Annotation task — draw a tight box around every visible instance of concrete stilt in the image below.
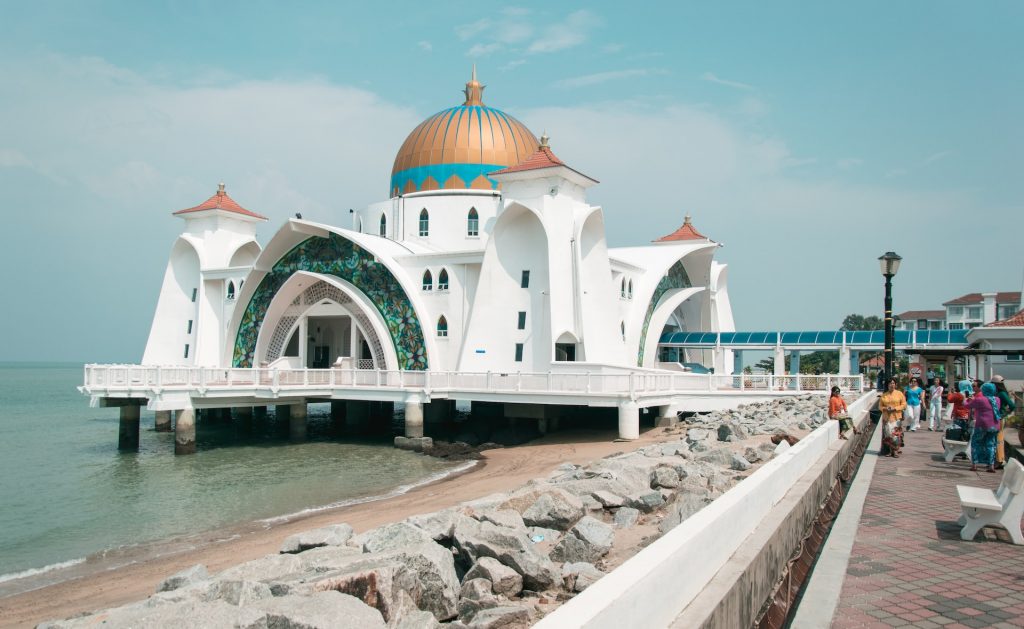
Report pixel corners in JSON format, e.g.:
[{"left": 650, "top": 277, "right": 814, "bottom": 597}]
[
  {"left": 346, "top": 400, "right": 370, "bottom": 433},
  {"left": 174, "top": 409, "right": 196, "bottom": 455},
  {"left": 276, "top": 404, "right": 291, "bottom": 421},
  {"left": 655, "top": 404, "right": 678, "bottom": 427},
  {"left": 405, "top": 400, "right": 424, "bottom": 438},
  {"left": 118, "top": 405, "right": 140, "bottom": 450},
  {"left": 330, "top": 401, "right": 346, "bottom": 434},
  {"left": 234, "top": 406, "right": 253, "bottom": 432},
  {"left": 154, "top": 410, "right": 172, "bottom": 432},
  {"left": 289, "top": 403, "right": 308, "bottom": 441},
  {"left": 617, "top": 401, "right": 640, "bottom": 440}
]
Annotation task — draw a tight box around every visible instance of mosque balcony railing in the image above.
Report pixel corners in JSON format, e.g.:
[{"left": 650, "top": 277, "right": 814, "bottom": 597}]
[{"left": 83, "top": 365, "right": 864, "bottom": 398}]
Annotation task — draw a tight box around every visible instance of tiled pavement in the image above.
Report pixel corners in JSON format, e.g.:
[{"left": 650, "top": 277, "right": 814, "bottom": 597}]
[{"left": 830, "top": 426, "right": 1024, "bottom": 629}]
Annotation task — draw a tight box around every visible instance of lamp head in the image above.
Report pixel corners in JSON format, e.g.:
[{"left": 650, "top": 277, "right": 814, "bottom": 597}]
[{"left": 878, "top": 251, "right": 902, "bottom": 277}]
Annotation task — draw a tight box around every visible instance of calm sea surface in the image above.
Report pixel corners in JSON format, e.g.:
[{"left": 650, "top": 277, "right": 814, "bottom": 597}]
[{"left": 0, "top": 363, "right": 462, "bottom": 585}]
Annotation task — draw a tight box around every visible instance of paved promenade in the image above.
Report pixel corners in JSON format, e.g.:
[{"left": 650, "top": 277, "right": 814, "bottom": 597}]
[{"left": 798, "top": 422, "right": 1024, "bottom": 628}]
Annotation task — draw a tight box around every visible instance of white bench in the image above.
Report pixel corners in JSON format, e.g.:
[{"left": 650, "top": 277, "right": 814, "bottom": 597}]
[
  {"left": 956, "top": 458, "right": 1024, "bottom": 545},
  {"left": 941, "top": 438, "right": 970, "bottom": 463}
]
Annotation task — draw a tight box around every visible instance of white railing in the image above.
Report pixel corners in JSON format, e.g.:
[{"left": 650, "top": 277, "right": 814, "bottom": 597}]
[{"left": 82, "top": 365, "right": 863, "bottom": 398}]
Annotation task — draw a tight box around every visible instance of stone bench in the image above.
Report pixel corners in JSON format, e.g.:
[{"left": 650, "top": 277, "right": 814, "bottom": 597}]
[
  {"left": 956, "top": 458, "right": 1024, "bottom": 545},
  {"left": 941, "top": 438, "right": 970, "bottom": 463}
]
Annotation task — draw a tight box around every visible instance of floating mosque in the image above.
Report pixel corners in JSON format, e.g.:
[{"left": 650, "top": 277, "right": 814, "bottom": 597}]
[{"left": 87, "top": 70, "right": 745, "bottom": 453}]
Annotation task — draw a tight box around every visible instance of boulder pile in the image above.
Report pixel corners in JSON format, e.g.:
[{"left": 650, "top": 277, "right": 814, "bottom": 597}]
[{"left": 42, "top": 395, "right": 833, "bottom": 628}]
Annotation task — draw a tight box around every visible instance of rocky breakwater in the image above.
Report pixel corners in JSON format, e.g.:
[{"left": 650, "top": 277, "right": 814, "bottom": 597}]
[{"left": 41, "top": 394, "right": 836, "bottom": 629}]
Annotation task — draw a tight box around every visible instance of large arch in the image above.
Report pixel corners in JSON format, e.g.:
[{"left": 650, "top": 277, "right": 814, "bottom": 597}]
[
  {"left": 636, "top": 259, "right": 695, "bottom": 366},
  {"left": 253, "top": 271, "right": 396, "bottom": 369},
  {"left": 232, "top": 232, "right": 428, "bottom": 369}
]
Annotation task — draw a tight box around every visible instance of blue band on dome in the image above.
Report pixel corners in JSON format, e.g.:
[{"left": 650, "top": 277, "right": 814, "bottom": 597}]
[{"left": 391, "top": 163, "right": 505, "bottom": 195}]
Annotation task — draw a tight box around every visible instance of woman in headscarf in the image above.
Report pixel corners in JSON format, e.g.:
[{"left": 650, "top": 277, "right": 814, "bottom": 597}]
[
  {"left": 992, "top": 375, "right": 1017, "bottom": 470},
  {"left": 945, "top": 379, "right": 972, "bottom": 442},
  {"left": 879, "top": 378, "right": 906, "bottom": 457},
  {"left": 965, "top": 382, "right": 1001, "bottom": 473}
]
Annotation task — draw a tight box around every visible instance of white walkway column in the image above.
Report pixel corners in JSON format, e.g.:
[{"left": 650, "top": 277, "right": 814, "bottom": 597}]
[
  {"left": 405, "top": 398, "right": 424, "bottom": 438},
  {"left": 290, "top": 402, "right": 308, "bottom": 441},
  {"left": 618, "top": 401, "right": 639, "bottom": 440},
  {"left": 839, "top": 347, "right": 852, "bottom": 376},
  {"left": 154, "top": 410, "right": 172, "bottom": 432},
  {"left": 175, "top": 409, "right": 196, "bottom": 455},
  {"left": 773, "top": 346, "right": 786, "bottom": 376}
]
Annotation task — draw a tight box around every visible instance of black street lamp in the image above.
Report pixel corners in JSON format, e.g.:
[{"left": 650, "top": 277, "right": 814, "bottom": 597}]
[{"left": 878, "top": 251, "right": 902, "bottom": 386}]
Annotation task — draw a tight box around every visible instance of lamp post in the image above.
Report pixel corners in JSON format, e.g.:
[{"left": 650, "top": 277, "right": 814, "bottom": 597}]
[{"left": 878, "top": 252, "right": 902, "bottom": 386}]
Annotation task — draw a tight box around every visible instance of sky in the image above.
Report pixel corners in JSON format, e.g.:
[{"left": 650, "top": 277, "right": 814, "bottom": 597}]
[{"left": 0, "top": 1, "right": 1022, "bottom": 362}]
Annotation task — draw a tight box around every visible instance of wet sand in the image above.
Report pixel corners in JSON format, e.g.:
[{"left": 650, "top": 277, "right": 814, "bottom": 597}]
[{"left": 0, "top": 428, "right": 663, "bottom": 628}]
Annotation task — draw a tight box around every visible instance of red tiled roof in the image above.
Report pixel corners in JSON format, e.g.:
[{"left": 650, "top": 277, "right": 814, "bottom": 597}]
[
  {"left": 490, "top": 144, "right": 564, "bottom": 174},
  {"left": 655, "top": 214, "right": 708, "bottom": 242},
  {"left": 942, "top": 291, "right": 1021, "bottom": 306},
  {"left": 896, "top": 310, "right": 946, "bottom": 320},
  {"left": 173, "top": 184, "right": 267, "bottom": 220},
  {"left": 987, "top": 308, "right": 1024, "bottom": 327}
]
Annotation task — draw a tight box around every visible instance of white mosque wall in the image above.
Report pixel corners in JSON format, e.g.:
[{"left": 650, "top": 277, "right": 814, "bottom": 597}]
[
  {"left": 142, "top": 238, "right": 201, "bottom": 365},
  {"left": 359, "top": 190, "right": 502, "bottom": 252},
  {"left": 577, "top": 208, "right": 629, "bottom": 365}
]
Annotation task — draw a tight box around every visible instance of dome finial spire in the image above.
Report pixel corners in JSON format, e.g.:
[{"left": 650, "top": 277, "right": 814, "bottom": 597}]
[
  {"left": 539, "top": 131, "right": 549, "bottom": 148},
  {"left": 463, "top": 67, "right": 485, "bottom": 106},
  {"left": 217, "top": 182, "right": 225, "bottom": 195}
]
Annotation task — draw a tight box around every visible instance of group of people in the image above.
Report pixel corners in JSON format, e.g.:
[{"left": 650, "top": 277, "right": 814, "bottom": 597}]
[{"left": 876, "top": 374, "right": 1016, "bottom": 471}]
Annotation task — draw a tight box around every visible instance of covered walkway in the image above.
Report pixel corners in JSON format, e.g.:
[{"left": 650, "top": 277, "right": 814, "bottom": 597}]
[{"left": 792, "top": 424, "right": 1024, "bottom": 628}]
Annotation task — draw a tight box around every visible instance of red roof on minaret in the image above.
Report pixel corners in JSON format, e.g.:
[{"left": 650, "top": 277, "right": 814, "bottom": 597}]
[
  {"left": 655, "top": 214, "right": 708, "bottom": 242},
  {"left": 489, "top": 133, "right": 597, "bottom": 183},
  {"left": 173, "top": 183, "right": 267, "bottom": 220}
]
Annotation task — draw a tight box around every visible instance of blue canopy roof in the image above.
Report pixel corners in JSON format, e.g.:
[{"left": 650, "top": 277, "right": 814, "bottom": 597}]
[{"left": 658, "top": 329, "right": 969, "bottom": 347}]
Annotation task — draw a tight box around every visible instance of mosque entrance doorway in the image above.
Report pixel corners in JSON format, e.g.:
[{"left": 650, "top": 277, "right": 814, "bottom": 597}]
[{"left": 305, "top": 315, "right": 352, "bottom": 368}]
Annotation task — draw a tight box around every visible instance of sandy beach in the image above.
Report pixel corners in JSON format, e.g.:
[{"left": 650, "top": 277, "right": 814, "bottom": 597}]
[{"left": 0, "top": 428, "right": 662, "bottom": 628}]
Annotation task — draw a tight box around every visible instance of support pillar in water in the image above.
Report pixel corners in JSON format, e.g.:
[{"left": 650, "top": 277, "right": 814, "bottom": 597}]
[
  {"left": 175, "top": 409, "right": 196, "bottom": 455},
  {"left": 154, "top": 410, "right": 172, "bottom": 433},
  {"left": 118, "top": 405, "right": 140, "bottom": 450},
  {"left": 346, "top": 400, "right": 370, "bottom": 433},
  {"left": 404, "top": 398, "right": 424, "bottom": 438},
  {"left": 289, "top": 402, "right": 308, "bottom": 441},
  {"left": 617, "top": 401, "right": 639, "bottom": 440}
]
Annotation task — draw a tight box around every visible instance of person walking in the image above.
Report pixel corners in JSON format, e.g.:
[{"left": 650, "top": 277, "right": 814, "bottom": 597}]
[
  {"left": 992, "top": 375, "right": 1017, "bottom": 470},
  {"left": 880, "top": 378, "right": 907, "bottom": 456},
  {"left": 927, "top": 377, "right": 944, "bottom": 431},
  {"left": 966, "top": 382, "right": 1002, "bottom": 473},
  {"left": 904, "top": 377, "right": 924, "bottom": 432}
]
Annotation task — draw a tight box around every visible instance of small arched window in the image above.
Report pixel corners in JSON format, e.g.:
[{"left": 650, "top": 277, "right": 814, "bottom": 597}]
[
  {"left": 621, "top": 321, "right": 626, "bottom": 340},
  {"left": 422, "top": 270, "right": 433, "bottom": 291},
  {"left": 627, "top": 279, "right": 633, "bottom": 300},
  {"left": 437, "top": 315, "right": 448, "bottom": 338},
  {"left": 419, "top": 209, "right": 429, "bottom": 237},
  {"left": 438, "top": 268, "right": 449, "bottom": 291},
  {"left": 379, "top": 213, "right": 387, "bottom": 237},
  {"left": 620, "top": 278, "right": 626, "bottom": 298},
  {"left": 227, "top": 281, "right": 236, "bottom": 300},
  {"left": 467, "top": 208, "right": 479, "bottom": 237}
]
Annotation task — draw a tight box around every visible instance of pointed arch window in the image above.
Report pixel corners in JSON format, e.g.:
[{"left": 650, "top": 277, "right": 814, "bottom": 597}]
[
  {"left": 621, "top": 321, "right": 626, "bottom": 340},
  {"left": 437, "top": 315, "right": 448, "bottom": 338},
  {"left": 467, "top": 208, "right": 479, "bottom": 236},
  {"left": 422, "top": 269, "right": 433, "bottom": 291},
  {"left": 627, "top": 279, "right": 633, "bottom": 300},
  {"left": 620, "top": 278, "right": 627, "bottom": 299},
  {"left": 379, "top": 213, "right": 387, "bottom": 237},
  {"left": 419, "top": 209, "right": 429, "bottom": 237},
  {"left": 438, "top": 268, "right": 449, "bottom": 291},
  {"left": 227, "top": 281, "right": 236, "bottom": 300}
]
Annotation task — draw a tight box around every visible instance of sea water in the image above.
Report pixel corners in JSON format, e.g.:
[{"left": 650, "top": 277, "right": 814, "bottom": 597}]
[{"left": 0, "top": 363, "right": 463, "bottom": 590}]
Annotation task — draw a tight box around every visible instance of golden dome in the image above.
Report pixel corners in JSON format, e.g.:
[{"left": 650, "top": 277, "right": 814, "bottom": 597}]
[{"left": 389, "top": 69, "right": 539, "bottom": 196}]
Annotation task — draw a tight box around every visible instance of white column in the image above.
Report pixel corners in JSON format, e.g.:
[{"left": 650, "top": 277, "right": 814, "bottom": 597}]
[
  {"left": 773, "top": 346, "right": 786, "bottom": 376},
  {"left": 174, "top": 409, "right": 196, "bottom": 455},
  {"left": 839, "top": 347, "right": 852, "bottom": 376},
  {"left": 154, "top": 410, "right": 172, "bottom": 432},
  {"left": 289, "top": 402, "right": 308, "bottom": 441},
  {"left": 617, "top": 401, "right": 639, "bottom": 440},
  {"left": 299, "top": 318, "right": 308, "bottom": 368},
  {"left": 405, "top": 399, "right": 424, "bottom": 438}
]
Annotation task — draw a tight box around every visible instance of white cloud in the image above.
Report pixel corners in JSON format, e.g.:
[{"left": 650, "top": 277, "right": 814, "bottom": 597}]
[
  {"left": 701, "top": 72, "right": 756, "bottom": 91},
  {"left": 0, "top": 148, "right": 33, "bottom": 168},
  {"left": 417, "top": 40, "right": 432, "bottom": 52},
  {"left": 527, "top": 10, "right": 601, "bottom": 53},
  {"left": 838, "top": 158, "right": 864, "bottom": 169},
  {"left": 924, "top": 150, "right": 953, "bottom": 164},
  {"left": 603, "top": 43, "right": 624, "bottom": 54},
  {"left": 552, "top": 69, "right": 661, "bottom": 89},
  {"left": 501, "top": 59, "right": 526, "bottom": 72},
  {"left": 468, "top": 42, "right": 502, "bottom": 57},
  {"left": 456, "top": 18, "right": 493, "bottom": 41}
]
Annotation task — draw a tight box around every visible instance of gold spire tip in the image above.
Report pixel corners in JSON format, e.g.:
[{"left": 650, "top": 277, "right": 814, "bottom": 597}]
[
  {"left": 217, "top": 182, "right": 226, "bottom": 195},
  {"left": 539, "top": 132, "right": 549, "bottom": 148}
]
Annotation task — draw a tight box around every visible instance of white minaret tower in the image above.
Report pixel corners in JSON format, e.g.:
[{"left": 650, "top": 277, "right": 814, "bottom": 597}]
[{"left": 142, "top": 183, "right": 267, "bottom": 366}]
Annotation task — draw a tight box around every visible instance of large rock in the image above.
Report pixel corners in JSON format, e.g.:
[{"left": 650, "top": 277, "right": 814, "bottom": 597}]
[
  {"left": 258, "top": 591, "right": 387, "bottom": 628},
  {"left": 376, "top": 542, "right": 460, "bottom": 621},
  {"left": 457, "top": 578, "right": 500, "bottom": 621},
  {"left": 395, "top": 610, "right": 443, "bottom": 629},
  {"left": 624, "top": 491, "right": 665, "bottom": 513},
  {"left": 156, "top": 564, "right": 208, "bottom": 593},
  {"left": 613, "top": 507, "right": 640, "bottom": 528},
  {"left": 650, "top": 466, "right": 681, "bottom": 489},
  {"left": 464, "top": 557, "right": 523, "bottom": 597},
  {"left": 201, "top": 579, "right": 273, "bottom": 606},
  {"left": 695, "top": 447, "right": 734, "bottom": 467},
  {"left": 218, "top": 553, "right": 305, "bottom": 583},
  {"left": 297, "top": 544, "right": 364, "bottom": 574},
  {"left": 591, "top": 490, "right": 624, "bottom": 508},
  {"left": 521, "top": 492, "right": 584, "bottom": 531},
  {"left": 41, "top": 600, "right": 267, "bottom": 629},
  {"left": 453, "top": 520, "right": 560, "bottom": 591},
  {"left": 660, "top": 492, "right": 710, "bottom": 534},
  {"left": 730, "top": 454, "right": 752, "bottom": 471},
  {"left": 280, "top": 523, "right": 354, "bottom": 554},
  {"left": 466, "top": 605, "right": 533, "bottom": 628},
  {"left": 407, "top": 509, "right": 460, "bottom": 543},
  {"left": 561, "top": 562, "right": 605, "bottom": 592},
  {"left": 549, "top": 516, "right": 614, "bottom": 564},
  {"left": 359, "top": 522, "right": 436, "bottom": 554},
  {"left": 310, "top": 561, "right": 420, "bottom": 623},
  {"left": 478, "top": 509, "right": 526, "bottom": 531}
]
